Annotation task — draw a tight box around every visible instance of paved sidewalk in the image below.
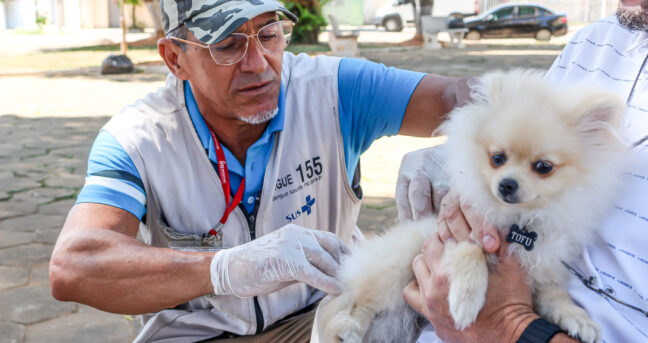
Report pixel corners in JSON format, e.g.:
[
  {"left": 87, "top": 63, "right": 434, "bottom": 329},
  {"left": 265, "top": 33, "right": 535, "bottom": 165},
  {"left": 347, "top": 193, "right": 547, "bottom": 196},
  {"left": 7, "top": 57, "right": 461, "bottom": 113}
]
[{"left": 0, "top": 115, "right": 138, "bottom": 343}]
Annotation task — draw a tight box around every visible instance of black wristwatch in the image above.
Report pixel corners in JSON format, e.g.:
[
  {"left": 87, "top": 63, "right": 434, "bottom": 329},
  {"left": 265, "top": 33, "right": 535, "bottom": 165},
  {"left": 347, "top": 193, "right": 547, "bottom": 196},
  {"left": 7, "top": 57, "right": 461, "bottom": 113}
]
[{"left": 516, "top": 317, "right": 564, "bottom": 343}]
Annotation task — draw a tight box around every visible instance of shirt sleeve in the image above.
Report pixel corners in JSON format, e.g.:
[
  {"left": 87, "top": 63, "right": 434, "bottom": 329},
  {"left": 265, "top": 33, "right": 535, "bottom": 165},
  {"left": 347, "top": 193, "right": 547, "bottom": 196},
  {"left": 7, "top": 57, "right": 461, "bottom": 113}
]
[
  {"left": 337, "top": 58, "right": 425, "bottom": 185},
  {"left": 75, "top": 130, "right": 147, "bottom": 220}
]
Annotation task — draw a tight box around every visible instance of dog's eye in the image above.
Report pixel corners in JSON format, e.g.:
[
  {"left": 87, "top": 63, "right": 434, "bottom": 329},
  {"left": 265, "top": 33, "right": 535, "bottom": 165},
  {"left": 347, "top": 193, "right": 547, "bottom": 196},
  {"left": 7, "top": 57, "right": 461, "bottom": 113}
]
[
  {"left": 491, "top": 153, "right": 507, "bottom": 167},
  {"left": 533, "top": 160, "right": 554, "bottom": 175}
]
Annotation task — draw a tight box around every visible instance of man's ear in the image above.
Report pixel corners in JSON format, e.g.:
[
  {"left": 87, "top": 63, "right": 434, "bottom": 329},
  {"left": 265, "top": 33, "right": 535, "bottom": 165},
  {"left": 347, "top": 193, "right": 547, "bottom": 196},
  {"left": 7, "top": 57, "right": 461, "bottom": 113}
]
[{"left": 158, "top": 38, "right": 190, "bottom": 80}]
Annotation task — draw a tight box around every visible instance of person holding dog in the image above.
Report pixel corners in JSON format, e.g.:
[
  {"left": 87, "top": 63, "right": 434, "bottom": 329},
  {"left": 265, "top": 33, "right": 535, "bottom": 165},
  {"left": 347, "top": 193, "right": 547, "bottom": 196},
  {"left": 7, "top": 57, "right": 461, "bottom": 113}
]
[
  {"left": 48, "top": 0, "right": 471, "bottom": 341},
  {"left": 400, "top": 0, "right": 648, "bottom": 342}
]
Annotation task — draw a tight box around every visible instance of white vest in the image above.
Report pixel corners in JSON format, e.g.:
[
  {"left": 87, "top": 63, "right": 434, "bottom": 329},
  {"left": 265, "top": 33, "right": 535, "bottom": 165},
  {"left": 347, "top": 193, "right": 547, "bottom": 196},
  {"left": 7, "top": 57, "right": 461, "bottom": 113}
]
[{"left": 103, "top": 53, "right": 362, "bottom": 342}]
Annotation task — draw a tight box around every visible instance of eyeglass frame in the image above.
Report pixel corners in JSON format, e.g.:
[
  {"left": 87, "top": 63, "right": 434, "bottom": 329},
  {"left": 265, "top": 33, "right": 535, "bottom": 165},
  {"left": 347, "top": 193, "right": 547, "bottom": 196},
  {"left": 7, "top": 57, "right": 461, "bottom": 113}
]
[{"left": 169, "top": 20, "right": 294, "bottom": 66}]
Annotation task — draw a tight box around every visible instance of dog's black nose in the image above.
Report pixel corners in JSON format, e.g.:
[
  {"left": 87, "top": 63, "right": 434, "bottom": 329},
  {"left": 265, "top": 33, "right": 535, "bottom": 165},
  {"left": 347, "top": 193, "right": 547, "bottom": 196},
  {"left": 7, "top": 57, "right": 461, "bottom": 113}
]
[{"left": 498, "top": 178, "right": 518, "bottom": 197}]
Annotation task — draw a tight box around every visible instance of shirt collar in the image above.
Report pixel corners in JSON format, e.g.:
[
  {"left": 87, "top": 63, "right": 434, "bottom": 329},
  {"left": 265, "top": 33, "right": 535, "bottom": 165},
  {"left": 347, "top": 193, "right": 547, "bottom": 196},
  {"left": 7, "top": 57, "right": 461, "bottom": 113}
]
[
  {"left": 184, "top": 80, "right": 285, "bottom": 152},
  {"left": 625, "top": 30, "right": 648, "bottom": 55}
]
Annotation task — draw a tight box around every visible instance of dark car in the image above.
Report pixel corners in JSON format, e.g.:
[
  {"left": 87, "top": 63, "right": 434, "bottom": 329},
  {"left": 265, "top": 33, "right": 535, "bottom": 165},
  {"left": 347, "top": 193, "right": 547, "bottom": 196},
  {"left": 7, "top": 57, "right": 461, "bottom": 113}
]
[{"left": 463, "top": 3, "right": 567, "bottom": 41}]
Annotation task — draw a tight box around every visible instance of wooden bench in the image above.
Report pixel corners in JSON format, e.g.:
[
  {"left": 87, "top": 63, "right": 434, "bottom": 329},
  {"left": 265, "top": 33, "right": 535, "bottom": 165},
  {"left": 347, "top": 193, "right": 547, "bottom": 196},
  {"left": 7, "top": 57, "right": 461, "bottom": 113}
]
[
  {"left": 327, "top": 15, "right": 360, "bottom": 57},
  {"left": 421, "top": 16, "right": 469, "bottom": 49}
]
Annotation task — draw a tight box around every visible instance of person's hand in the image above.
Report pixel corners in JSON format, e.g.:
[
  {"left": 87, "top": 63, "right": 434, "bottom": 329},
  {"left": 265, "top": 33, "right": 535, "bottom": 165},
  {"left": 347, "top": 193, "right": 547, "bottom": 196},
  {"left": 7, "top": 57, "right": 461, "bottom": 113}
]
[
  {"left": 396, "top": 145, "right": 450, "bottom": 222},
  {"left": 403, "top": 235, "right": 538, "bottom": 342},
  {"left": 403, "top": 200, "right": 539, "bottom": 342},
  {"left": 210, "top": 224, "right": 349, "bottom": 298},
  {"left": 435, "top": 192, "right": 499, "bottom": 253}
]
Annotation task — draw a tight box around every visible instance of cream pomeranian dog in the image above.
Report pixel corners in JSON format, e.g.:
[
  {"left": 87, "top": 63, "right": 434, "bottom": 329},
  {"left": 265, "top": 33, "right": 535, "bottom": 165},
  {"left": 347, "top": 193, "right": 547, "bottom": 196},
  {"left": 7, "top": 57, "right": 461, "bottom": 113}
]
[{"left": 314, "top": 69, "right": 627, "bottom": 343}]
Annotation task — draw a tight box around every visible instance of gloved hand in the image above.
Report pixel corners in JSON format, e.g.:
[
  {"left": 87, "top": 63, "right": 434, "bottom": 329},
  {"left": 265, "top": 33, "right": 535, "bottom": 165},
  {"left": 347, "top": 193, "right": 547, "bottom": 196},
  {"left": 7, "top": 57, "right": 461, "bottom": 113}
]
[
  {"left": 395, "top": 145, "right": 450, "bottom": 222},
  {"left": 210, "top": 224, "right": 349, "bottom": 298}
]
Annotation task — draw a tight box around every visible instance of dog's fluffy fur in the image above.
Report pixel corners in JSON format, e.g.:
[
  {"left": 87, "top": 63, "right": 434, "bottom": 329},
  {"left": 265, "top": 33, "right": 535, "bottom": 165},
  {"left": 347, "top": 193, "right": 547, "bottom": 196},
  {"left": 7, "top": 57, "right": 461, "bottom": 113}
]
[{"left": 315, "top": 70, "right": 627, "bottom": 343}]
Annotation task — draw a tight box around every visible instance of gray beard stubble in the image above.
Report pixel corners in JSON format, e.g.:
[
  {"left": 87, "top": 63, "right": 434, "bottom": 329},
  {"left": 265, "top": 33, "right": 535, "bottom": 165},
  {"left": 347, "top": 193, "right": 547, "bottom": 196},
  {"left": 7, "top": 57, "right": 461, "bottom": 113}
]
[
  {"left": 617, "top": 0, "right": 648, "bottom": 31},
  {"left": 236, "top": 108, "right": 279, "bottom": 125}
]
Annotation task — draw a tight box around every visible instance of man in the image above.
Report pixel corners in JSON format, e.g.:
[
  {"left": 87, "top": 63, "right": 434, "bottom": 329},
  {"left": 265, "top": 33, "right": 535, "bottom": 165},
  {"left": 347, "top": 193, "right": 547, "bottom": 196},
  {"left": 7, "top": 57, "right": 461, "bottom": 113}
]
[
  {"left": 400, "top": 0, "right": 648, "bottom": 342},
  {"left": 48, "top": 0, "right": 466, "bottom": 341}
]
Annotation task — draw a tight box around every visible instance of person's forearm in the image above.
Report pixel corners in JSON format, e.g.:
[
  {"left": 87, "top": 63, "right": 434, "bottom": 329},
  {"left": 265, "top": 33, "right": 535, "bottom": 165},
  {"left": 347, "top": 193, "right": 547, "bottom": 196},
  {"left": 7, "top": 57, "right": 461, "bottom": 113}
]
[
  {"left": 50, "top": 226, "right": 214, "bottom": 314},
  {"left": 399, "top": 74, "right": 477, "bottom": 137}
]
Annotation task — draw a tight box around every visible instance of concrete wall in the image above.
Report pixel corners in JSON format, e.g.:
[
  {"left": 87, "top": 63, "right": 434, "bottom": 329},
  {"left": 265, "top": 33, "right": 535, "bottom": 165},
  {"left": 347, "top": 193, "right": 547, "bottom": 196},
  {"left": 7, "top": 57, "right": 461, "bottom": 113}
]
[
  {"left": 5, "top": 0, "right": 37, "bottom": 29},
  {"left": 79, "top": 0, "right": 109, "bottom": 27},
  {"left": 323, "top": 0, "right": 365, "bottom": 25}
]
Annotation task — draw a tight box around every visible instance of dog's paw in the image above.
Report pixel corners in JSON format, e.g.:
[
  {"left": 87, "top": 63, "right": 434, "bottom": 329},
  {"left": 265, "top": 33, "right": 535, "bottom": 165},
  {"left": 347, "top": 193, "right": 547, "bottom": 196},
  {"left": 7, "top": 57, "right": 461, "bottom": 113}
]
[
  {"left": 328, "top": 310, "right": 365, "bottom": 343},
  {"left": 337, "top": 330, "right": 363, "bottom": 343},
  {"left": 550, "top": 306, "right": 601, "bottom": 343},
  {"left": 443, "top": 241, "right": 488, "bottom": 330},
  {"left": 448, "top": 284, "right": 485, "bottom": 330}
]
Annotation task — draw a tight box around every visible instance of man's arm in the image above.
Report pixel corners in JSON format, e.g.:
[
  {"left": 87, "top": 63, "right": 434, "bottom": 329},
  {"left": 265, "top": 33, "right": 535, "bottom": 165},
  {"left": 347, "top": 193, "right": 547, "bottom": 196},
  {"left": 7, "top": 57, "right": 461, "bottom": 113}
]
[
  {"left": 49, "top": 203, "right": 214, "bottom": 314},
  {"left": 399, "top": 75, "right": 472, "bottom": 137}
]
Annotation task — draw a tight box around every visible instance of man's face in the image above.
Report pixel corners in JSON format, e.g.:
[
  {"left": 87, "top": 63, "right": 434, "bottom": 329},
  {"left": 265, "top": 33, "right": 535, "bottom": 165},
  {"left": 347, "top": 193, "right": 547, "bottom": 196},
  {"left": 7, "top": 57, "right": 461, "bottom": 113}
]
[
  {"left": 182, "top": 12, "right": 283, "bottom": 123},
  {"left": 617, "top": 0, "right": 648, "bottom": 31}
]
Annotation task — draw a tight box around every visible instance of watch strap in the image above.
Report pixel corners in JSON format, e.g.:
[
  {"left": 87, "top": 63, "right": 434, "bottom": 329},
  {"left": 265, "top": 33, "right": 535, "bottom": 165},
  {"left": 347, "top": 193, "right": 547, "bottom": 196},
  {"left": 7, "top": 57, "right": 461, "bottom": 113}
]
[{"left": 516, "top": 317, "right": 564, "bottom": 343}]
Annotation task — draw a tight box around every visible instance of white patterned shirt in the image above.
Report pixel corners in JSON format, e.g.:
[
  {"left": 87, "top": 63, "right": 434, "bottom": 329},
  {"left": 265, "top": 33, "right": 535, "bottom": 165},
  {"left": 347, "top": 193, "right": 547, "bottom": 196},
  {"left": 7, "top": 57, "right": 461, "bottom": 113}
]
[{"left": 544, "top": 16, "right": 648, "bottom": 343}]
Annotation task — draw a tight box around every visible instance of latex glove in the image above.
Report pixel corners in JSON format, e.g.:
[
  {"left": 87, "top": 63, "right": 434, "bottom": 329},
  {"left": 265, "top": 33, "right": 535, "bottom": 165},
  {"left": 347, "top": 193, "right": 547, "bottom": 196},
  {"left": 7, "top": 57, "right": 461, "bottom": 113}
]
[
  {"left": 210, "top": 224, "right": 349, "bottom": 298},
  {"left": 395, "top": 145, "right": 450, "bottom": 222}
]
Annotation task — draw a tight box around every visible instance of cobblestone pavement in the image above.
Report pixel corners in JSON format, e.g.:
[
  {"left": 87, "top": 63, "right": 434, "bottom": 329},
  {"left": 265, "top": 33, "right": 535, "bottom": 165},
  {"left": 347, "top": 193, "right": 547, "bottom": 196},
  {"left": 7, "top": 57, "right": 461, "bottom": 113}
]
[
  {"left": 0, "top": 115, "right": 139, "bottom": 342},
  {"left": 0, "top": 35, "right": 564, "bottom": 342}
]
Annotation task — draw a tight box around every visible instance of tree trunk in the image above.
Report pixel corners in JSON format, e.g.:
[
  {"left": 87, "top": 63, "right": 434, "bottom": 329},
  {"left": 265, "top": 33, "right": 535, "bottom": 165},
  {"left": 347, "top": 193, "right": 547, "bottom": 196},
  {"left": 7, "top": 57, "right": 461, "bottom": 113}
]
[{"left": 413, "top": 0, "right": 433, "bottom": 40}]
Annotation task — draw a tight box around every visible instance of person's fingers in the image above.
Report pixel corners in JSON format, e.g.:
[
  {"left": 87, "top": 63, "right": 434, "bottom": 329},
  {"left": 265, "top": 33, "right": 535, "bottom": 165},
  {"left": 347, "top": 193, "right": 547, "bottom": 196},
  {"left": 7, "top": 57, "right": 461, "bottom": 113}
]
[
  {"left": 459, "top": 201, "right": 501, "bottom": 254},
  {"left": 436, "top": 218, "right": 453, "bottom": 243},
  {"left": 403, "top": 279, "right": 428, "bottom": 317},
  {"left": 310, "top": 230, "right": 350, "bottom": 263},
  {"left": 437, "top": 191, "right": 459, "bottom": 221},
  {"left": 402, "top": 279, "right": 420, "bottom": 308},
  {"left": 421, "top": 234, "right": 445, "bottom": 268},
  {"left": 303, "top": 246, "right": 341, "bottom": 279},
  {"left": 409, "top": 171, "right": 434, "bottom": 220},
  {"left": 395, "top": 174, "right": 414, "bottom": 222},
  {"left": 411, "top": 254, "right": 432, "bottom": 283},
  {"left": 299, "top": 265, "right": 344, "bottom": 296},
  {"left": 437, "top": 194, "right": 471, "bottom": 242},
  {"left": 431, "top": 181, "right": 450, "bottom": 214}
]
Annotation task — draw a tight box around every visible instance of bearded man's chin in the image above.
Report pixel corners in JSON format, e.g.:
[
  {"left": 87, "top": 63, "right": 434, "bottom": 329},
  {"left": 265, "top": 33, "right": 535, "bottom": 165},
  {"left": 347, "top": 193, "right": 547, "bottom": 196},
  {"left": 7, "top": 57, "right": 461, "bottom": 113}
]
[{"left": 617, "top": 0, "right": 648, "bottom": 31}]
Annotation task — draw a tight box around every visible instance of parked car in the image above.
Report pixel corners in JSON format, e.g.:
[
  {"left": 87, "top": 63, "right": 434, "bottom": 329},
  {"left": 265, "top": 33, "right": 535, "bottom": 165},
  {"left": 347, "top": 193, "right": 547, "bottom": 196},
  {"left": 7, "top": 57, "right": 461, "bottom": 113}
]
[
  {"left": 373, "top": 0, "right": 479, "bottom": 32},
  {"left": 463, "top": 3, "right": 567, "bottom": 41}
]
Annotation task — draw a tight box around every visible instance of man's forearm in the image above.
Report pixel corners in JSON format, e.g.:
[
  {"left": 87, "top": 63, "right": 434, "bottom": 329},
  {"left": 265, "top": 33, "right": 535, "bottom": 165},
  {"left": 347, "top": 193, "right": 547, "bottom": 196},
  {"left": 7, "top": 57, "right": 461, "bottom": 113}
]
[{"left": 50, "top": 226, "right": 214, "bottom": 314}]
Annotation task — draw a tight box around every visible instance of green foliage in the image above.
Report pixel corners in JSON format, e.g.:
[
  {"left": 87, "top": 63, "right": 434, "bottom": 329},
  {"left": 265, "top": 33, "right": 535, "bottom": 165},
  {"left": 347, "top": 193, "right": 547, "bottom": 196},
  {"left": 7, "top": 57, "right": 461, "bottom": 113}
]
[
  {"left": 283, "top": 0, "right": 329, "bottom": 44},
  {"left": 36, "top": 15, "right": 47, "bottom": 28}
]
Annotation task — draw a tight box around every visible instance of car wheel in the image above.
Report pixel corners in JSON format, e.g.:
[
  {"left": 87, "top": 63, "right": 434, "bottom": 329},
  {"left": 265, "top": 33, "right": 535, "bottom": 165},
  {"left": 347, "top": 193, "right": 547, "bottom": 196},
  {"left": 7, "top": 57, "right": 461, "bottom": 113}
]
[
  {"left": 465, "top": 30, "right": 481, "bottom": 40},
  {"left": 535, "top": 29, "right": 551, "bottom": 41},
  {"left": 384, "top": 17, "right": 403, "bottom": 32}
]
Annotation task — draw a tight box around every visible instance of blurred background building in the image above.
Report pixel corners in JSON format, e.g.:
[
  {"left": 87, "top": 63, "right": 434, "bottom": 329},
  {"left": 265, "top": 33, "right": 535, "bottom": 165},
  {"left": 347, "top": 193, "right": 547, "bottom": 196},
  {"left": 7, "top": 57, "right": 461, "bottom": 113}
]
[{"left": 0, "top": 0, "right": 621, "bottom": 32}]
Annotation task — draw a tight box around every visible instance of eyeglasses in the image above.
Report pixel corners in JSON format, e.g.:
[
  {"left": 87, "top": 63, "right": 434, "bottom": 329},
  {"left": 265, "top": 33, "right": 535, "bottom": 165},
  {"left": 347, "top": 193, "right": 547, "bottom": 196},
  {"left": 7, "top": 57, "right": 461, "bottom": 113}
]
[{"left": 170, "top": 20, "right": 294, "bottom": 66}]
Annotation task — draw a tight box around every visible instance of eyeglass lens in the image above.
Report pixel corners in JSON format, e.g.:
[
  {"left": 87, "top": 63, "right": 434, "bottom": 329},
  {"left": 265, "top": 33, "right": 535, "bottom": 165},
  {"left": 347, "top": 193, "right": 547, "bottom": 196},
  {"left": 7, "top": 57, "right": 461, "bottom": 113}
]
[{"left": 208, "top": 21, "right": 293, "bottom": 65}]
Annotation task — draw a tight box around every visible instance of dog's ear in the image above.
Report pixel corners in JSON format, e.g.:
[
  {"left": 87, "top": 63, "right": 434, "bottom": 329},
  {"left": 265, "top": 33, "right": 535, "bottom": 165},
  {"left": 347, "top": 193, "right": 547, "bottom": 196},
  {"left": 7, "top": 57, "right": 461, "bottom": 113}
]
[{"left": 572, "top": 91, "right": 626, "bottom": 143}]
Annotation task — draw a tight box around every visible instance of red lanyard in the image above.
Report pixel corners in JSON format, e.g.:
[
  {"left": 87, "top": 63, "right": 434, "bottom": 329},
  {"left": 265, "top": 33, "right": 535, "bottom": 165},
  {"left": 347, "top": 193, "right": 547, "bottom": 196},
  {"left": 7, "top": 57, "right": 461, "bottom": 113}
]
[{"left": 208, "top": 127, "right": 245, "bottom": 236}]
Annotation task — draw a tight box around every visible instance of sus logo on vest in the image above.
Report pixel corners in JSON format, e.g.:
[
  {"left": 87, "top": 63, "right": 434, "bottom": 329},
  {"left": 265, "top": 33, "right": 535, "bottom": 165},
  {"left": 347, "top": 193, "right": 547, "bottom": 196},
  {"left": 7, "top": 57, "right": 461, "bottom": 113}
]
[{"left": 286, "top": 195, "right": 316, "bottom": 222}]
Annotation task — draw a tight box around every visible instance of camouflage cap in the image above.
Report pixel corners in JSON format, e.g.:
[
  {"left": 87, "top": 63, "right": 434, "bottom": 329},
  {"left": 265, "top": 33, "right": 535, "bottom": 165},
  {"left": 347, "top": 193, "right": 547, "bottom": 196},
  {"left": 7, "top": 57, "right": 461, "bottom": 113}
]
[{"left": 161, "top": 0, "right": 298, "bottom": 44}]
